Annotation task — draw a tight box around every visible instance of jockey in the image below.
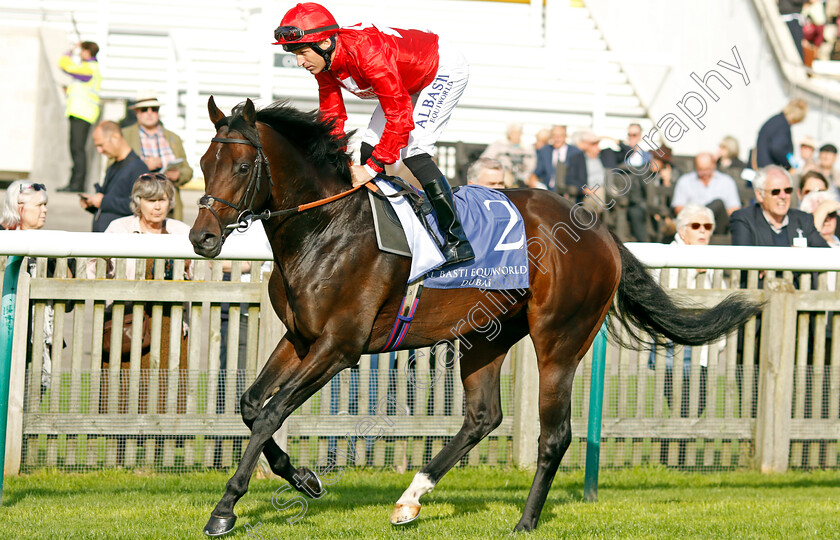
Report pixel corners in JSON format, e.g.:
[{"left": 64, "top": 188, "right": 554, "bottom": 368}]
[{"left": 273, "top": 2, "right": 475, "bottom": 265}]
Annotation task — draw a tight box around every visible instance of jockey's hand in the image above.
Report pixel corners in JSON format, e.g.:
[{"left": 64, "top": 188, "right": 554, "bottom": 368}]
[{"left": 350, "top": 164, "right": 374, "bottom": 187}]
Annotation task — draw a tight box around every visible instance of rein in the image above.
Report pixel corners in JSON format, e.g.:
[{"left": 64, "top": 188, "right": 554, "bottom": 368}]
[{"left": 200, "top": 120, "right": 419, "bottom": 234}]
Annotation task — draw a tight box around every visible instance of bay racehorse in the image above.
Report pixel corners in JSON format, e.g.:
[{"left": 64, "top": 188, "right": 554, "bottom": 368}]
[{"left": 189, "top": 97, "right": 762, "bottom": 536}]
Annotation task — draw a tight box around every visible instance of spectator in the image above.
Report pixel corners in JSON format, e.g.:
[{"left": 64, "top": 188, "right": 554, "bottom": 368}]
[
  {"left": 534, "top": 128, "right": 551, "bottom": 151},
  {"left": 602, "top": 123, "right": 651, "bottom": 168},
  {"left": 89, "top": 173, "right": 191, "bottom": 415},
  {"left": 671, "top": 152, "right": 741, "bottom": 235},
  {"left": 466, "top": 157, "right": 506, "bottom": 189},
  {"left": 481, "top": 123, "right": 536, "bottom": 187},
  {"left": 530, "top": 125, "right": 581, "bottom": 191},
  {"left": 565, "top": 130, "right": 614, "bottom": 202},
  {"left": 1, "top": 181, "right": 56, "bottom": 390},
  {"left": 796, "top": 136, "right": 818, "bottom": 173},
  {"left": 801, "top": 0, "right": 827, "bottom": 64},
  {"left": 755, "top": 98, "right": 808, "bottom": 170},
  {"left": 650, "top": 204, "right": 721, "bottom": 419},
  {"left": 79, "top": 121, "right": 149, "bottom": 232},
  {"left": 799, "top": 190, "right": 840, "bottom": 247},
  {"left": 1, "top": 181, "right": 48, "bottom": 231},
  {"left": 814, "top": 143, "right": 839, "bottom": 190},
  {"left": 731, "top": 165, "right": 828, "bottom": 248},
  {"left": 779, "top": 0, "right": 807, "bottom": 61},
  {"left": 57, "top": 41, "right": 102, "bottom": 193},
  {"left": 86, "top": 173, "right": 192, "bottom": 279},
  {"left": 797, "top": 169, "right": 829, "bottom": 204},
  {"left": 121, "top": 90, "right": 194, "bottom": 220},
  {"left": 645, "top": 144, "right": 682, "bottom": 241},
  {"left": 716, "top": 135, "right": 748, "bottom": 180},
  {"left": 651, "top": 144, "right": 681, "bottom": 188}
]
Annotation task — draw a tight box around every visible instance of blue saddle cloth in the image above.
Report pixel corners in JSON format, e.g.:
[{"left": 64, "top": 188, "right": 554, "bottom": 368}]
[{"left": 423, "top": 185, "right": 529, "bottom": 290}]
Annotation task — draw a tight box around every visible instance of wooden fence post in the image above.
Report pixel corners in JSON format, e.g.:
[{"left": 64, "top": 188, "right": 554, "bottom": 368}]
[
  {"left": 512, "top": 337, "right": 539, "bottom": 468},
  {"left": 4, "top": 269, "right": 30, "bottom": 476},
  {"left": 755, "top": 278, "right": 797, "bottom": 473}
]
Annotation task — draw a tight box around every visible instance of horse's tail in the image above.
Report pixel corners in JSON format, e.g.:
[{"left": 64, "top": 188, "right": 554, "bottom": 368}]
[{"left": 609, "top": 235, "right": 763, "bottom": 347}]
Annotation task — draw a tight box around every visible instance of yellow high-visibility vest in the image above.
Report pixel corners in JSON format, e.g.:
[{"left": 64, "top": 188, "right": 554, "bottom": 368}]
[{"left": 59, "top": 55, "right": 102, "bottom": 124}]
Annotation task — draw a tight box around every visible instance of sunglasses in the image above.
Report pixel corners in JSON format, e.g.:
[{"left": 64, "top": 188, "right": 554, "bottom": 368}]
[
  {"left": 274, "top": 24, "right": 339, "bottom": 43},
  {"left": 137, "top": 173, "right": 168, "bottom": 182},
  {"left": 20, "top": 183, "right": 46, "bottom": 193},
  {"left": 767, "top": 187, "right": 794, "bottom": 196},
  {"left": 801, "top": 188, "right": 826, "bottom": 196},
  {"left": 136, "top": 107, "right": 159, "bottom": 113},
  {"left": 689, "top": 222, "right": 713, "bottom": 231}
]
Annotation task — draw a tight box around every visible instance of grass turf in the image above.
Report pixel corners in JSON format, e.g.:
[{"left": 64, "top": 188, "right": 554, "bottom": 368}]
[{"left": 2, "top": 466, "right": 840, "bottom": 539}]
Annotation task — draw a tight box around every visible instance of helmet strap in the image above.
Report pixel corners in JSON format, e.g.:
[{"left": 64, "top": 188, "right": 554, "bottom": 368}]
[{"left": 309, "top": 35, "right": 337, "bottom": 71}]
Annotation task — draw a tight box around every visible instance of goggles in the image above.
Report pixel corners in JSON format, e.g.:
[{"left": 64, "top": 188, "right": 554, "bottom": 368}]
[{"left": 274, "top": 24, "right": 338, "bottom": 43}]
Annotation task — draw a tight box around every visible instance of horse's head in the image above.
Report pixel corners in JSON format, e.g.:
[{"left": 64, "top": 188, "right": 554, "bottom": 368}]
[{"left": 190, "top": 96, "right": 273, "bottom": 258}]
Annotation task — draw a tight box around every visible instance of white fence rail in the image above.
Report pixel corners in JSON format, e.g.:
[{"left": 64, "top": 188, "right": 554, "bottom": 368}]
[{"left": 3, "top": 238, "right": 840, "bottom": 475}]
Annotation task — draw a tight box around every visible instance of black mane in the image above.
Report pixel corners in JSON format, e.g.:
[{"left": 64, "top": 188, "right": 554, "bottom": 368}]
[{"left": 229, "top": 100, "right": 353, "bottom": 183}]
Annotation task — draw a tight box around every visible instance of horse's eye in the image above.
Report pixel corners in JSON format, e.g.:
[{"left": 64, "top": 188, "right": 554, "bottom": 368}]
[{"left": 238, "top": 163, "right": 250, "bottom": 174}]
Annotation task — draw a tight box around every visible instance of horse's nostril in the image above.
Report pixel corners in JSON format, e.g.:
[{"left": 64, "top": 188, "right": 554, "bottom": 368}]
[{"left": 189, "top": 229, "right": 218, "bottom": 249}]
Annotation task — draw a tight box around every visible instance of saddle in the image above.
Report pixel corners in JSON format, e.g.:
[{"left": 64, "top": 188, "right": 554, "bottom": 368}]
[{"left": 368, "top": 176, "right": 435, "bottom": 257}]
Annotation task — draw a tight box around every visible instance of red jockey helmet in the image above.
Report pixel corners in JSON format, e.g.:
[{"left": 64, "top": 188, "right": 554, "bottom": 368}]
[{"left": 273, "top": 3, "right": 339, "bottom": 46}]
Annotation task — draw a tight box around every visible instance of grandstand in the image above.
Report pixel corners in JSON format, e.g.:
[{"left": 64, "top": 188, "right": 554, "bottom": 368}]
[{"left": 2, "top": 0, "right": 840, "bottom": 187}]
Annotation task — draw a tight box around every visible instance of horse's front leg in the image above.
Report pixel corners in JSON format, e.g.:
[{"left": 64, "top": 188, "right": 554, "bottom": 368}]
[
  {"left": 238, "top": 336, "right": 322, "bottom": 497},
  {"left": 204, "top": 335, "right": 359, "bottom": 536}
]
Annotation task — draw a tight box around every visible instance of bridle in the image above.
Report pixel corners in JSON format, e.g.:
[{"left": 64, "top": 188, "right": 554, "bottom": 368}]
[
  {"left": 198, "top": 118, "right": 276, "bottom": 237},
  {"left": 198, "top": 118, "right": 374, "bottom": 237}
]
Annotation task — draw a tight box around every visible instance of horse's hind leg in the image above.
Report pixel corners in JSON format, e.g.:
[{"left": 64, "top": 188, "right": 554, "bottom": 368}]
[
  {"left": 513, "top": 358, "right": 576, "bottom": 532},
  {"left": 391, "top": 339, "right": 510, "bottom": 525},
  {"left": 514, "top": 307, "right": 611, "bottom": 532}
]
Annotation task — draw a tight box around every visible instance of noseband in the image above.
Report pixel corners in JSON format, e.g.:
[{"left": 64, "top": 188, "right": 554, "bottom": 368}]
[{"left": 198, "top": 125, "right": 274, "bottom": 238}]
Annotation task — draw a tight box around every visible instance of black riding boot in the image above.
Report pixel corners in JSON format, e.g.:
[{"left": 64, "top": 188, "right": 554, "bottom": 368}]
[{"left": 423, "top": 177, "right": 475, "bottom": 265}]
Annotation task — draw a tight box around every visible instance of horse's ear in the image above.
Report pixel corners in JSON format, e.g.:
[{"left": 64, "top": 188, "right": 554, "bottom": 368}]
[
  {"left": 242, "top": 98, "right": 257, "bottom": 128},
  {"left": 208, "top": 96, "right": 225, "bottom": 126}
]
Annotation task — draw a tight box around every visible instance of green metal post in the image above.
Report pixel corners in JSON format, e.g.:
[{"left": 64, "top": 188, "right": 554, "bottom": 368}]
[
  {"left": 0, "top": 256, "right": 23, "bottom": 505},
  {"left": 584, "top": 318, "right": 608, "bottom": 502}
]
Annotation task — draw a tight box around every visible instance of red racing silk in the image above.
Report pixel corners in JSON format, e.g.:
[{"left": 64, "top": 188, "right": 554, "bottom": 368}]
[{"left": 315, "top": 23, "right": 440, "bottom": 167}]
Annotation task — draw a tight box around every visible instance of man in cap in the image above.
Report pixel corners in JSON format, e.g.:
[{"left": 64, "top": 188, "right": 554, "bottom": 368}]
[{"left": 121, "top": 90, "right": 193, "bottom": 220}]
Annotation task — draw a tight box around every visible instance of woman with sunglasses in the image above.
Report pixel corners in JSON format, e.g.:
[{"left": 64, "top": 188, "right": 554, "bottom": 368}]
[
  {"left": 1, "top": 181, "right": 60, "bottom": 392},
  {"left": 1, "top": 180, "right": 48, "bottom": 231},
  {"left": 273, "top": 2, "right": 474, "bottom": 266},
  {"left": 648, "top": 204, "right": 722, "bottom": 431}
]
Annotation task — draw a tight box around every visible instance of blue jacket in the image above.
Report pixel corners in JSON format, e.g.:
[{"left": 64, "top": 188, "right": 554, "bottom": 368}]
[
  {"left": 533, "top": 144, "right": 581, "bottom": 189},
  {"left": 93, "top": 150, "right": 149, "bottom": 232},
  {"left": 755, "top": 113, "right": 793, "bottom": 169}
]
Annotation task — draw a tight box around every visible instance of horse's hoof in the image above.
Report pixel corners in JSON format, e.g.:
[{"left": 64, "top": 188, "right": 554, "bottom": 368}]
[
  {"left": 390, "top": 503, "right": 421, "bottom": 525},
  {"left": 203, "top": 514, "right": 236, "bottom": 536},
  {"left": 294, "top": 466, "right": 324, "bottom": 498}
]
